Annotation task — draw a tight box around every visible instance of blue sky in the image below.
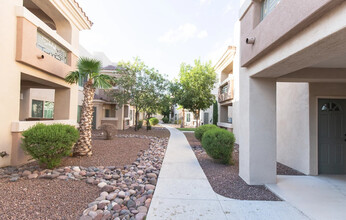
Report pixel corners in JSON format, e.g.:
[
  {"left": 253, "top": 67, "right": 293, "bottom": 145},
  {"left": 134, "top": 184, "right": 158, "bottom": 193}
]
[{"left": 78, "top": 0, "right": 239, "bottom": 79}]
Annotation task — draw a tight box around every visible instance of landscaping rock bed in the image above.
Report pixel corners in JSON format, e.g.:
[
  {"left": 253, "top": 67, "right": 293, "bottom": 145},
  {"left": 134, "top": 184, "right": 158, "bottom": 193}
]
[
  {"left": 185, "top": 133, "right": 281, "bottom": 201},
  {"left": 0, "top": 135, "right": 168, "bottom": 220}
]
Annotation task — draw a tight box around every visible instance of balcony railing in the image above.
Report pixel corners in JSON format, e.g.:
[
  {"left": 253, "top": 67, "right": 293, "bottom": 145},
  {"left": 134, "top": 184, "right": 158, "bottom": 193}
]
[
  {"left": 15, "top": 6, "right": 77, "bottom": 79},
  {"left": 36, "top": 31, "right": 67, "bottom": 64},
  {"left": 218, "top": 79, "right": 234, "bottom": 103}
]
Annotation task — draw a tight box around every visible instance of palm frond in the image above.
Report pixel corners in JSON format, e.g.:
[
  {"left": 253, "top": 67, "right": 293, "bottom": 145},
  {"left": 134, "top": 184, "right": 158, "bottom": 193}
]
[
  {"left": 78, "top": 57, "right": 102, "bottom": 77},
  {"left": 93, "top": 74, "right": 116, "bottom": 89},
  {"left": 65, "top": 71, "right": 80, "bottom": 84}
]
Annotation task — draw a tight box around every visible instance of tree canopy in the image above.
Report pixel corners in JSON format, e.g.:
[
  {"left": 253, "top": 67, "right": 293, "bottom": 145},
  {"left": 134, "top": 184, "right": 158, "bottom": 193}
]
[
  {"left": 173, "top": 59, "right": 217, "bottom": 126},
  {"left": 109, "top": 57, "right": 168, "bottom": 129}
]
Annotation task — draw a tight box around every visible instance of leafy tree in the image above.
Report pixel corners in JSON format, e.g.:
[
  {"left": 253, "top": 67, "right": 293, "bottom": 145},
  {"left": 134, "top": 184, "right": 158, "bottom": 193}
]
[
  {"left": 65, "top": 57, "right": 115, "bottom": 156},
  {"left": 177, "top": 59, "right": 217, "bottom": 127},
  {"left": 109, "top": 58, "right": 168, "bottom": 130}
]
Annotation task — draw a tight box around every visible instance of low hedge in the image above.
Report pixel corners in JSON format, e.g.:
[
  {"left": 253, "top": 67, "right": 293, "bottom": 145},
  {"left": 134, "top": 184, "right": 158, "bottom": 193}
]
[
  {"left": 149, "top": 117, "right": 159, "bottom": 126},
  {"left": 201, "top": 128, "right": 235, "bottom": 164},
  {"left": 162, "top": 117, "right": 169, "bottom": 123},
  {"left": 21, "top": 123, "right": 79, "bottom": 169},
  {"left": 194, "top": 124, "right": 218, "bottom": 141}
]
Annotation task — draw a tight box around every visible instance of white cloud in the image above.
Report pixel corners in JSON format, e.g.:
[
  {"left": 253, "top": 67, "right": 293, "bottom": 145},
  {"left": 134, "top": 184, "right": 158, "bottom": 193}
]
[
  {"left": 197, "top": 30, "right": 208, "bottom": 39},
  {"left": 158, "top": 23, "right": 198, "bottom": 43},
  {"left": 159, "top": 24, "right": 208, "bottom": 43}
]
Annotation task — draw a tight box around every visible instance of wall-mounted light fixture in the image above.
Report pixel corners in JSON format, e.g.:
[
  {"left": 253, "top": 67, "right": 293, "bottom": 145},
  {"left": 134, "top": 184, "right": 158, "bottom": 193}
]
[
  {"left": 246, "top": 37, "right": 256, "bottom": 44},
  {"left": 37, "top": 54, "right": 45, "bottom": 59}
]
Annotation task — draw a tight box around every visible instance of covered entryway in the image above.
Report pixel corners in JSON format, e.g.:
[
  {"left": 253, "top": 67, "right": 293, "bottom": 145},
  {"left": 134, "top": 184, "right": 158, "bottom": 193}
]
[
  {"left": 266, "top": 175, "right": 346, "bottom": 220},
  {"left": 318, "top": 99, "right": 346, "bottom": 174}
]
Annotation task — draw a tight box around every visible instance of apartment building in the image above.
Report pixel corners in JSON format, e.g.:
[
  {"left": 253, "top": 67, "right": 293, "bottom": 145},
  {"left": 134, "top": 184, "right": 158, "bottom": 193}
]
[
  {"left": 0, "top": 0, "right": 91, "bottom": 167},
  {"left": 214, "top": 46, "right": 236, "bottom": 132},
  {"left": 89, "top": 65, "right": 136, "bottom": 130},
  {"left": 238, "top": 0, "right": 346, "bottom": 184},
  {"left": 77, "top": 47, "right": 136, "bottom": 130}
]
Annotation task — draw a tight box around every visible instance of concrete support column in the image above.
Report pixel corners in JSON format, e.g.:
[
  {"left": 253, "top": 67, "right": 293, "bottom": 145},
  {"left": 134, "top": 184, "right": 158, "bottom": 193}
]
[
  {"left": 239, "top": 73, "right": 277, "bottom": 185},
  {"left": 19, "top": 88, "right": 31, "bottom": 120},
  {"left": 54, "top": 87, "right": 77, "bottom": 120}
]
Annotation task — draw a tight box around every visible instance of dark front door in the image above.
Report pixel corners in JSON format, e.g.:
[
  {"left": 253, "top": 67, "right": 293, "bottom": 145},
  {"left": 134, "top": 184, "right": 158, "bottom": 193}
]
[
  {"left": 92, "top": 107, "right": 97, "bottom": 130},
  {"left": 204, "top": 112, "right": 209, "bottom": 125},
  {"left": 318, "top": 99, "right": 346, "bottom": 174}
]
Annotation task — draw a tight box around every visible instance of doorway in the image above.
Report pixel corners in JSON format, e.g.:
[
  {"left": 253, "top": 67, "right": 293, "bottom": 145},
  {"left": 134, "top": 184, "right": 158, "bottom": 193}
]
[{"left": 318, "top": 99, "right": 346, "bottom": 174}]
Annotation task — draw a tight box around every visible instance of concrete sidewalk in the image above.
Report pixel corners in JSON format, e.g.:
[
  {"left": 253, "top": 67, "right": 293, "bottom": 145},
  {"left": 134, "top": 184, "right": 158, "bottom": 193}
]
[{"left": 147, "top": 126, "right": 308, "bottom": 220}]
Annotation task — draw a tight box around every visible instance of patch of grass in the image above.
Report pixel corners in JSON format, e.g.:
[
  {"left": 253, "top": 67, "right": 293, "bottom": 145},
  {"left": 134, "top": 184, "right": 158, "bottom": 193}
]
[{"left": 177, "top": 128, "right": 196, "bottom": 131}]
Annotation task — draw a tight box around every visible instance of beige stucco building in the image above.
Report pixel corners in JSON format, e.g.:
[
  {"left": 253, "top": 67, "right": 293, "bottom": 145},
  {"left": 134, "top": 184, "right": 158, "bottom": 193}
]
[
  {"left": 237, "top": 0, "right": 346, "bottom": 184},
  {"left": 0, "top": 0, "right": 91, "bottom": 167},
  {"left": 89, "top": 65, "right": 136, "bottom": 130},
  {"left": 214, "top": 46, "right": 237, "bottom": 133}
]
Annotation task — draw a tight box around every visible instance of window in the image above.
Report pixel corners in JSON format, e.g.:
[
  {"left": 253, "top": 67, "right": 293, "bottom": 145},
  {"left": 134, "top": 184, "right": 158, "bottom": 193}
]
[
  {"left": 44, "top": 101, "right": 54, "bottom": 118},
  {"left": 261, "top": 0, "right": 281, "bottom": 20},
  {"left": 321, "top": 102, "right": 342, "bottom": 112},
  {"left": 105, "top": 109, "right": 110, "bottom": 117},
  {"left": 130, "top": 110, "right": 133, "bottom": 120},
  {"left": 124, "top": 105, "right": 129, "bottom": 117},
  {"left": 32, "top": 100, "right": 54, "bottom": 118},
  {"left": 32, "top": 100, "right": 43, "bottom": 118},
  {"left": 77, "top": 105, "right": 82, "bottom": 123},
  {"left": 221, "top": 84, "right": 228, "bottom": 94},
  {"left": 186, "top": 113, "right": 191, "bottom": 122}
]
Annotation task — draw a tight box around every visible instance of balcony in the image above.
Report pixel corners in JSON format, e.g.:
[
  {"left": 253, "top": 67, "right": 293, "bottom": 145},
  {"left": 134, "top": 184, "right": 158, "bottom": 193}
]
[
  {"left": 218, "top": 78, "right": 234, "bottom": 104},
  {"left": 15, "top": 6, "right": 78, "bottom": 79}
]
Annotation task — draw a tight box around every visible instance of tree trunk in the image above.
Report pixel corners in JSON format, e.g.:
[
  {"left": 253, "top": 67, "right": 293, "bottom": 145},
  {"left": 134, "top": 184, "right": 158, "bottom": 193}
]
[
  {"left": 135, "top": 107, "right": 138, "bottom": 131},
  {"left": 74, "top": 81, "right": 95, "bottom": 156}
]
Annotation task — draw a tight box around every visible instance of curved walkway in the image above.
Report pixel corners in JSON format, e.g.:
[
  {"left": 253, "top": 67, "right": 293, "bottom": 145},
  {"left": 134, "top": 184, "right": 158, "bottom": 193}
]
[{"left": 147, "top": 126, "right": 308, "bottom": 220}]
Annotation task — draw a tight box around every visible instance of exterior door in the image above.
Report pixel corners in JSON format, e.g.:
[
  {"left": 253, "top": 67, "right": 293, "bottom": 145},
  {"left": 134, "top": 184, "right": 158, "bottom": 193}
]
[
  {"left": 318, "top": 99, "right": 346, "bottom": 174},
  {"left": 204, "top": 112, "right": 209, "bottom": 125},
  {"left": 92, "top": 107, "right": 97, "bottom": 130}
]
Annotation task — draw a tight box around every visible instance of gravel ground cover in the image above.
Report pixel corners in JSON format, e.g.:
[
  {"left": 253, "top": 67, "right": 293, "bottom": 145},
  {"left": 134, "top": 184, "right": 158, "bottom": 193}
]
[
  {"left": 60, "top": 138, "right": 151, "bottom": 167},
  {"left": 117, "top": 126, "right": 170, "bottom": 138},
  {"left": 184, "top": 133, "right": 281, "bottom": 201},
  {"left": 0, "top": 128, "right": 169, "bottom": 220},
  {"left": 0, "top": 178, "right": 98, "bottom": 220}
]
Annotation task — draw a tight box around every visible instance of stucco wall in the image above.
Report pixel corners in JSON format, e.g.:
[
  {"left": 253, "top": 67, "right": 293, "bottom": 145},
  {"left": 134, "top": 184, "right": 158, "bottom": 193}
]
[
  {"left": 0, "top": 0, "right": 22, "bottom": 167},
  {"left": 277, "top": 82, "right": 310, "bottom": 174}
]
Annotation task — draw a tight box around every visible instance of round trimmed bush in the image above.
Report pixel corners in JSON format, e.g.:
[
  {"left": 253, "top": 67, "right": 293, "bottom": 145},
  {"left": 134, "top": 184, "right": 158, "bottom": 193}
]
[
  {"left": 149, "top": 117, "right": 159, "bottom": 126},
  {"left": 195, "top": 124, "right": 218, "bottom": 141},
  {"left": 21, "top": 123, "right": 79, "bottom": 169},
  {"left": 201, "top": 128, "right": 235, "bottom": 164},
  {"left": 162, "top": 117, "right": 169, "bottom": 123}
]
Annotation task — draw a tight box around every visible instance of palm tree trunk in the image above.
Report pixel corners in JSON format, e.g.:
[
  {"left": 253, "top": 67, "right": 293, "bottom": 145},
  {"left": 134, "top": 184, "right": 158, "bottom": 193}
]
[{"left": 74, "top": 81, "right": 95, "bottom": 156}]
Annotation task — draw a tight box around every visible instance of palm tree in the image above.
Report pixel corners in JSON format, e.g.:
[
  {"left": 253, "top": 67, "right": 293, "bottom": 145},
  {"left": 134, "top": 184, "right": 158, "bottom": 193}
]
[{"left": 65, "top": 57, "right": 114, "bottom": 156}]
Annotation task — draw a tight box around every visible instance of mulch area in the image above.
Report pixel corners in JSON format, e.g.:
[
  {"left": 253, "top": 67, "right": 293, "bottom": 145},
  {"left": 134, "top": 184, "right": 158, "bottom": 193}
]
[
  {"left": 185, "top": 133, "right": 284, "bottom": 201},
  {"left": 0, "top": 178, "right": 99, "bottom": 220},
  {"left": 117, "top": 126, "right": 170, "bottom": 138}
]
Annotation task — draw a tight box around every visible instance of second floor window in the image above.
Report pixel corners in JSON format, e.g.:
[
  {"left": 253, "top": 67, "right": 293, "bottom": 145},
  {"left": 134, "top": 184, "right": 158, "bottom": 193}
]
[
  {"left": 221, "top": 84, "right": 229, "bottom": 94},
  {"left": 261, "top": 0, "right": 281, "bottom": 20}
]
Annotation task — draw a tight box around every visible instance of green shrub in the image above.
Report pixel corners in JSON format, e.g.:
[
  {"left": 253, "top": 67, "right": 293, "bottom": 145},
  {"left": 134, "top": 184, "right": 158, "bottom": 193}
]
[
  {"left": 21, "top": 123, "right": 79, "bottom": 169},
  {"left": 137, "top": 120, "right": 143, "bottom": 129},
  {"left": 162, "top": 117, "right": 169, "bottom": 123},
  {"left": 149, "top": 117, "right": 159, "bottom": 126},
  {"left": 201, "top": 128, "right": 235, "bottom": 164},
  {"left": 195, "top": 124, "right": 218, "bottom": 141}
]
